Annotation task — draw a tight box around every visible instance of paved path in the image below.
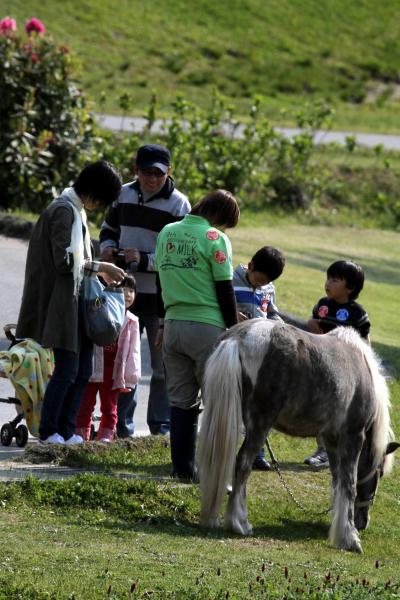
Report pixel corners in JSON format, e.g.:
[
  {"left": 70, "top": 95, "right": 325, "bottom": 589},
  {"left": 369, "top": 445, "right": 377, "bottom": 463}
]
[
  {"left": 0, "top": 235, "right": 152, "bottom": 461},
  {"left": 96, "top": 113, "right": 400, "bottom": 151}
]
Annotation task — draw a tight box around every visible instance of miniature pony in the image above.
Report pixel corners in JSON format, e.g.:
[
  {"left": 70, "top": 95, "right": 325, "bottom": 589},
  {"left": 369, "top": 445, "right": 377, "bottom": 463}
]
[{"left": 198, "top": 320, "right": 398, "bottom": 553}]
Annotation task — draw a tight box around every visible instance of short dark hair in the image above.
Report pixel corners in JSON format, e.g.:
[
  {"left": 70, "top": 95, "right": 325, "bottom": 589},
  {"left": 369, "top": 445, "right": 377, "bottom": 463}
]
[
  {"left": 120, "top": 273, "right": 136, "bottom": 293},
  {"left": 73, "top": 161, "right": 122, "bottom": 209},
  {"left": 190, "top": 189, "right": 240, "bottom": 229},
  {"left": 327, "top": 260, "right": 365, "bottom": 300},
  {"left": 251, "top": 246, "right": 285, "bottom": 281}
]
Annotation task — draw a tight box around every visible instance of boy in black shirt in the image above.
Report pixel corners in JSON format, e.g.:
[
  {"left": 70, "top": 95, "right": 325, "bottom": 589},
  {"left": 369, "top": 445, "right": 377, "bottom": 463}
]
[{"left": 305, "top": 260, "right": 371, "bottom": 467}]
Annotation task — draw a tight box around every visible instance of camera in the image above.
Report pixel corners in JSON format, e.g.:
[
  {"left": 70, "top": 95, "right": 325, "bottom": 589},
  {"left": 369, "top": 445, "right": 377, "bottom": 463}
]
[
  {"left": 115, "top": 249, "right": 126, "bottom": 268},
  {"left": 114, "top": 249, "right": 138, "bottom": 271}
]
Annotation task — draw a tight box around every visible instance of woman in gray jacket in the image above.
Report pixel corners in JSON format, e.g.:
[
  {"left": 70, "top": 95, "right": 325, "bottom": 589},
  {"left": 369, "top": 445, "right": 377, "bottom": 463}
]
[{"left": 16, "top": 161, "right": 125, "bottom": 445}]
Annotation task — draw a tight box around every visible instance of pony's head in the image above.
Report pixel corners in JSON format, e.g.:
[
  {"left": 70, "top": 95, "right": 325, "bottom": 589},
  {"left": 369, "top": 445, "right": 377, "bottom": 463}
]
[
  {"left": 355, "top": 441, "right": 400, "bottom": 531},
  {"left": 328, "top": 326, "right": 399, "bottom": 532}
]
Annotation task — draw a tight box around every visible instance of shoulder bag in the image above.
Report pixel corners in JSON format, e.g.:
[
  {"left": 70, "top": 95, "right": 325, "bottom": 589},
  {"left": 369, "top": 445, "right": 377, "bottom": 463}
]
[{"left": 83, "top": 276, "right": 125, "bottom": 346}]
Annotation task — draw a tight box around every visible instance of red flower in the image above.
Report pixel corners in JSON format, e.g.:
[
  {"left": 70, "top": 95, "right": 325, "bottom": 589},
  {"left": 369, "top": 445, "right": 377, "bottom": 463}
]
[
  {"left": 25, "top": 17, "right": 45, "bottom": 35},
  {"left": 0, "top": 16, "right": 17, "bottom": 35},
  {"left": 60, "top": 45, "right": 69, "bottom": 54},
  {"left": 30, "top": 52, "right": 39, "bottom": 63}
]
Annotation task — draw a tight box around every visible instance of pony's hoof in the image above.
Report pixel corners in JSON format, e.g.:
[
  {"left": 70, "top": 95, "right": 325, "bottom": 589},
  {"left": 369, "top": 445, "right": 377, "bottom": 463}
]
[
  {"left": 349, "top": 540, "right": 363, "bottom": 554},
  {"left": 226, "top": 519, "right": 253, "bottom": 536},
  {"left": 200, "top": 516, "right": 221, "bottom": 529},
  {"left": 244, "top": 522, "right": 254, "bottom": 536},
  {"left": 337, "top": 539, "right": 363, "bottom": 553}
]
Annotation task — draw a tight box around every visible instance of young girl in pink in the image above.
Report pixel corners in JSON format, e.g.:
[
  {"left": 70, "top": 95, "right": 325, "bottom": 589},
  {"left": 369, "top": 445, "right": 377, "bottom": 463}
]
[{"left": 75, "top": 275, "right": 141, "bottom": 441}]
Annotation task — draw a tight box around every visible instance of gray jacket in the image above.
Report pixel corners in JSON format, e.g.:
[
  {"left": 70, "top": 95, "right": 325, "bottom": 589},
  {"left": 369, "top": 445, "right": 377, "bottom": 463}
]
[{"left": 16, "top": 202, "right": 84, "bottom": 352}]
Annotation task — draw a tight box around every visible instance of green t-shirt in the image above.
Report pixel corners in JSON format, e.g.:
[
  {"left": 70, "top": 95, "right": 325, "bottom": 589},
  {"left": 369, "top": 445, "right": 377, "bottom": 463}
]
[{"left": 155, "top": 214, "right": 233, "bottom": 328}]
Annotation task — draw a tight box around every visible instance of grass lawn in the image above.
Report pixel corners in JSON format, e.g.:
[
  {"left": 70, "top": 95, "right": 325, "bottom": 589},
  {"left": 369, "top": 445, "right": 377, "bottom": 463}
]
[
  {"left": 4, "top": 0, "right": 400, "bottom": 133},
  {"left": 0, "top": 223, "right": 399, "bottom": 598}
]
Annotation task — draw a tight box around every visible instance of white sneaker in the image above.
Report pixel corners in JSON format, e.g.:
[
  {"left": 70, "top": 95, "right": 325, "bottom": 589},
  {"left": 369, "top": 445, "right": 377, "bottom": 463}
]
[
  {"left": 98, "top": 438, "right": 111, "bottom": 443},
  {"left": 40, "top": 433, "right": 65, "bottom": 445},
  {"left": 64, "top": 434, "right": 84, "bottom": 445}
]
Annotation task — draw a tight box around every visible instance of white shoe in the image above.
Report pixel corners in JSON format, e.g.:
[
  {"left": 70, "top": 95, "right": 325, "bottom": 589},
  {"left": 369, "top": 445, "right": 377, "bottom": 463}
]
[
  {"left": 64, "top": 434, "right": 84, "bottom": 445},
  {"left": 98, "top": 438, "right": 111, "bottom": 443},
  {"left": 40, "top": 433, "right": 65, "bottom": 445}
]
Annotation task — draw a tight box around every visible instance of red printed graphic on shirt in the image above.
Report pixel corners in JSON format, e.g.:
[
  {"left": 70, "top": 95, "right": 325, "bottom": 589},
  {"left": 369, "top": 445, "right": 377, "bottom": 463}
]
[
  {"left": 318, "top": 305, "right": 329, "bottom": 317},
  {"left": 214, "top": 250, "right": 227, "bottom": 264},
  {"left": 166, "top": 242, "right": 176, "bottom": 253},
  {"left": 207, "top": 230, "right": 220, "bottom": 241},
  {"left": 261, "top": 296, "right": 270, "bottom": 312}
]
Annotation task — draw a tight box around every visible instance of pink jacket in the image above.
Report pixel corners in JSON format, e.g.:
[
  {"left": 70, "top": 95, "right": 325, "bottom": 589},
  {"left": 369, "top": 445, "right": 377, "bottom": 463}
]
[{"left": 90, "top": 311, "right": 141, "bottom": 389}]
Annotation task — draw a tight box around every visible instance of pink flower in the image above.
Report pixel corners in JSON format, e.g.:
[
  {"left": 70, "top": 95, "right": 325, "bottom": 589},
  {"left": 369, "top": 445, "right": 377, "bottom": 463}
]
[
  {"left": 25, "top": 17, "right": 45, "bottom": 35},
  {"left": 0, "top": 16, "right": 17, "bottom": 35}
]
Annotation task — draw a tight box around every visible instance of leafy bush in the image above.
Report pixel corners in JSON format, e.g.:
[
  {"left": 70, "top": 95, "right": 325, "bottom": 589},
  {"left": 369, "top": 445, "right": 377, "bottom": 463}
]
[
  {"left": 321, "top": 165, "right": 400, "bottom": 227},
  {"left": 0, "top": 17, "right": 97, "bottom": 212},
  {"left": 100, "top": 92, "right": 332, "bottom": 211},
  {"left": 1, "top": 17, "right": 398, "bottom": 230},
  {"left": 96, "top": 93, "right": 400, "bottom": 229}
]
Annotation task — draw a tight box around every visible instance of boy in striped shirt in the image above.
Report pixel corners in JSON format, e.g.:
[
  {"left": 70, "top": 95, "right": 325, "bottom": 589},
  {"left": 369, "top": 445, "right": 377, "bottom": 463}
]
[{"left": 233, "top": 246, "right": 286, "bottom": 470}]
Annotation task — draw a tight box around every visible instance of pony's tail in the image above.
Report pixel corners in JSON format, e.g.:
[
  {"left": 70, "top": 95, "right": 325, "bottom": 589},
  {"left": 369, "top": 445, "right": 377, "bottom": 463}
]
[{"left": 198, "top": 338, "right": 242, "bottom": 528}]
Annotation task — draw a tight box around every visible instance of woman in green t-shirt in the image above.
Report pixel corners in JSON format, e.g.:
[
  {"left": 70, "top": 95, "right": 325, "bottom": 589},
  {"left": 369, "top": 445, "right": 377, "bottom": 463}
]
[{"left": 155, "top": 189, "right": 240, "bottom": 481}]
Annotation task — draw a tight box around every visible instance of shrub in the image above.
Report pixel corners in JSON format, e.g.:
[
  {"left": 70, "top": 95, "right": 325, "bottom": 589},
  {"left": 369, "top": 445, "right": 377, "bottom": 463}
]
[
  {"left": 0, "top": 17, "right": 98, "bottom": 212},
  {"left": 144, "top": 93, "right": 331, "bottom": 209},
  {"left": 321, "top": 165, "right": 400, "bottom": 228}
]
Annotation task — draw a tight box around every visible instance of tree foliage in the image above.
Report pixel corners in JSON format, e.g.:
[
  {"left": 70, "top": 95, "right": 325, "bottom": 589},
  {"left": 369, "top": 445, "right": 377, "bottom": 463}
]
[
  {"left": 0, "top": 19, "right": 97, "bottom": 211},
  {"left": 1, "top": 17, "right": 399, "bottom": 230}
]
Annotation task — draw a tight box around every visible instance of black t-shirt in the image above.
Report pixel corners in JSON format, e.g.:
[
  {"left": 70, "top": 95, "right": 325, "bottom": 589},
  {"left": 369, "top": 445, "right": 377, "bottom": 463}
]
[{"left": 312, "top": 297, "right": 370, "bottom": 339}]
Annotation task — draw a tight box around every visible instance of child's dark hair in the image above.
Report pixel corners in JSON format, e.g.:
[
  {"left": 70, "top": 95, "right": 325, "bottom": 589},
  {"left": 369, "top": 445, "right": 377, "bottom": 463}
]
[
  {"left": 327, "top": 260, "right": 364, "bottom": 300},
  {"left": 119, "top": 273, "right": 136, "bottom": 293},
  {"left": 251, "top": 246, "right": 285, "bottom": 281},
  {"left": 190, "top": 189, "right": 240, "bottom": 229},
  {"left": 73, "top": 161, "right": 122, "bottom": 208}
]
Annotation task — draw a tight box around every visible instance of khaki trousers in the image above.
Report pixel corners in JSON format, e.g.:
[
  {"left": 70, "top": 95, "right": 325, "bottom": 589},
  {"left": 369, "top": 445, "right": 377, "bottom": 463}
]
[{"left": 162, "top": 320, "right": 225, "bottom": 409}]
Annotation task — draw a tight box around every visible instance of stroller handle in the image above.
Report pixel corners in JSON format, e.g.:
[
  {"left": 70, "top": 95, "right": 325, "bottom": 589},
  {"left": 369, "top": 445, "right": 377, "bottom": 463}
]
[{"left": 4, "top": 324, "right": 17, "bottom": 344}]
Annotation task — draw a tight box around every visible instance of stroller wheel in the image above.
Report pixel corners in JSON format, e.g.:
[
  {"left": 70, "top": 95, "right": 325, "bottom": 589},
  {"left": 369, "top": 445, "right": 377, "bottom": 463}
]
[
  {"left": 90, "top": 424, "right": 96, "bottom": 440},
  {"left": 1, "top": 423, "right": 14, "bottom": 446},
  {"left": 15, "top": 425, "right": 29, "bottom": 448}
]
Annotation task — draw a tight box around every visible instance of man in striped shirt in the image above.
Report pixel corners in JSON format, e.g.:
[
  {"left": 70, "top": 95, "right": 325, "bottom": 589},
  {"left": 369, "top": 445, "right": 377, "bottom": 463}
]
[{"left": 100, "top": 144, "right": 191, "bottom": 435}]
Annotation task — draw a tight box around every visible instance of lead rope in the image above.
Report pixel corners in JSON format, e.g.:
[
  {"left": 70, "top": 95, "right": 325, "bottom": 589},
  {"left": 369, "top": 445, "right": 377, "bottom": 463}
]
[{"left": 265, "top": 438, "right": 332, "bottom": 517}]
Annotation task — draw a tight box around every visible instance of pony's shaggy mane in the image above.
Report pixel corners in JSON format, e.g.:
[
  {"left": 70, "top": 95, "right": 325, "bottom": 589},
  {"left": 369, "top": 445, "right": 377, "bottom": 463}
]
[{"left": 328, "top": 327, "right": 394, "bottom": 471}]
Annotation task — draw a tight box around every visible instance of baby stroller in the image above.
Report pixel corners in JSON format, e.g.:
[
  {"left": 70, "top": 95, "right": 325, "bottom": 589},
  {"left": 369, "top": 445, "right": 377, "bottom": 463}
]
[{"left": 0, "top": 324, "right": 53, "bottom": 447}]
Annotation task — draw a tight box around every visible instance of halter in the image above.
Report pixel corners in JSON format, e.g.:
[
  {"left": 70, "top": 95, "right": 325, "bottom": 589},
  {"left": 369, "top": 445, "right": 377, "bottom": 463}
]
[{"left": 355, "top": 465, "right": 380, "bottom": 509}]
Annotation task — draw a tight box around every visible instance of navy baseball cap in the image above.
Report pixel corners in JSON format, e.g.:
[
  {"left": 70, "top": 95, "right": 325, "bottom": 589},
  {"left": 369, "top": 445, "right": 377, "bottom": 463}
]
[{"left": 135, "top": 144, "right": 171, "bottom": 173}]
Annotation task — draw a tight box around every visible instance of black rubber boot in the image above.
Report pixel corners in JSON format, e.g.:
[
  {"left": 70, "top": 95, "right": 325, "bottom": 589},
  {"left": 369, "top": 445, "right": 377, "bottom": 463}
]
[{"left": 170, "top": 406, "right": 199, "bottom": 483}]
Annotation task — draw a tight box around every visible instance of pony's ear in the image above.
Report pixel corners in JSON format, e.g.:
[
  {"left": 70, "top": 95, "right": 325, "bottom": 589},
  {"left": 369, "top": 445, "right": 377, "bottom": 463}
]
[{"left": 386, "top": 442, "right": 400, "bottom": 456}]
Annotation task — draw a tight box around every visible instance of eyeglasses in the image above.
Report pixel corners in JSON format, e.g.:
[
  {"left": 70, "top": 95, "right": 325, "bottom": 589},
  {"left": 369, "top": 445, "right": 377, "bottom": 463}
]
[{"left": 139, "top": 169, "right": 166, "bottom": 179}]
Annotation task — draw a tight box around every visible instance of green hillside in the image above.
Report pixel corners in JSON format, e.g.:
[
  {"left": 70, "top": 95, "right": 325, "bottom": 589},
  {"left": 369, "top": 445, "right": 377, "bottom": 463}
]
[{"left": 2, "top": 0, "right": 400, "bottom": 131}]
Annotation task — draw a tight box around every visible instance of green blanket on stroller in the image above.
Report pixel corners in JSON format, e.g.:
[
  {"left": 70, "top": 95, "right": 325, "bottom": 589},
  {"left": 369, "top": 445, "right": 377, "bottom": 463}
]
[{"left": 0, "top": 339, "right": 54, "bottom": 437}]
